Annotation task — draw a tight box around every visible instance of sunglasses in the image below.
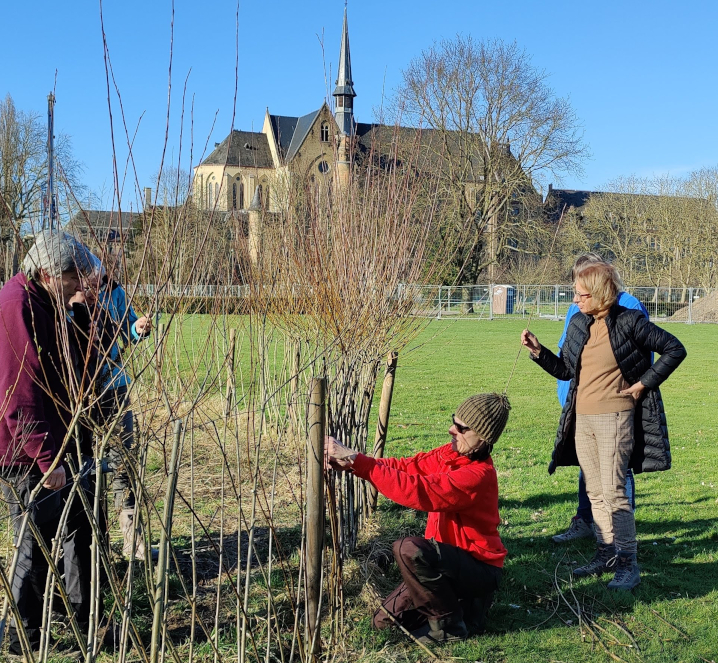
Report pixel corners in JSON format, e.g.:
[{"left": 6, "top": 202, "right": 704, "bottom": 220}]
[{"left": 452, "top": 415, "right": 471, "bottom": 434}]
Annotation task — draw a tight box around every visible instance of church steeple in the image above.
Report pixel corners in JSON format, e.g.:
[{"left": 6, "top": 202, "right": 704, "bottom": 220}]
[{"left": 333, "top": 6, "right": 356, "bottom": 136}]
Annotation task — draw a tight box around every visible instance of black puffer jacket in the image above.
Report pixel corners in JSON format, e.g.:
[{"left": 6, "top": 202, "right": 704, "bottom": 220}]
[{"left": 533, "top": 304, "right": 687, "bottom": 474}]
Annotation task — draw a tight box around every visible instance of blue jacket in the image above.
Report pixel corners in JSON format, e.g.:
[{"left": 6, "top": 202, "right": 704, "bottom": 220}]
[
  {"left": 99, "top": 282, "right": 147, "bottom": 390},
  {"left": 557, "top": 291, "right": 649, "bottom": 406}
]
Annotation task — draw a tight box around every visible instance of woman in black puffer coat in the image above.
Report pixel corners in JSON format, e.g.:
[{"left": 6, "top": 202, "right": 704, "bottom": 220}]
[{"left": 521, "top": 262, "right": 686, "bottom": 591}]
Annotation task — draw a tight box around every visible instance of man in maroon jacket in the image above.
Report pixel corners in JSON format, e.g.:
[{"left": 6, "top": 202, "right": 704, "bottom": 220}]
[
  {"left": 0, "top": 230, "right": 94, "bottom": 656},
  {"left": 326, "top": 392, "right": 510, "bottom": 645}
]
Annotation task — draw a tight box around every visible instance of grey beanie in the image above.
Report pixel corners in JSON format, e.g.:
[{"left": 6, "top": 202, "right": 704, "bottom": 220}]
[
  {"left": 455, "top": 393, "right": 511, "bottom": 445},
  {"left": 22, "top": 230, "right": 95, "bottom": 280}
]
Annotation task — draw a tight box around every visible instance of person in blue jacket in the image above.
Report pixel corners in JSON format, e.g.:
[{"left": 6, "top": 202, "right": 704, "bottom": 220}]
[
  {"left": 87, "top": 256, "right": 153, "bottom": 559},
  {"left": 552, "top": 253, "right": 648, "bottom": 543}
]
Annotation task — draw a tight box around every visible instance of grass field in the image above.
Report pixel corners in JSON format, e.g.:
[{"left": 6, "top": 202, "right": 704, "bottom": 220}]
[
  {"left": 344, "top": 318, "right": 718, "bottom": 662},
  {"left": 4, "top": 316, "right": 716, "bottom": 663}
]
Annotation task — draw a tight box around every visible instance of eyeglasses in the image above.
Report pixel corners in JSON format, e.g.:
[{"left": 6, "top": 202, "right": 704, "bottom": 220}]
[
  {"left": 452, "top": 415, "right": 471, "bottom": 434},
  {"left": 574, "top": 291, "right": 592, "bottom": 300}
]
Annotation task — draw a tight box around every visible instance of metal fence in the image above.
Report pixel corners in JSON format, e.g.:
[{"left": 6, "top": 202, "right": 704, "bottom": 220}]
[
  {"left": 409, "top": 284, "right": 716, "bottom": 323},
  {"left": 3, "top": 278, "right": 713, "bottom": 323}
]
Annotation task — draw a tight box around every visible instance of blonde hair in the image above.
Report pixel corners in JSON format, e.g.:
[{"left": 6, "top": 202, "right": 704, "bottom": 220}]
[
  {"left": 574, "top": 262, "right": 623, "bottom": 310},
  {"left": 571, "top": 252, "right": 604, "bottom": 281}
]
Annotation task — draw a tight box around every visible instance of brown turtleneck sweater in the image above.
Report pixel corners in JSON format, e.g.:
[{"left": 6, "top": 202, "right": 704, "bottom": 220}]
[{"left": 576, "top": 317, "right": 635, "bottom": 415}]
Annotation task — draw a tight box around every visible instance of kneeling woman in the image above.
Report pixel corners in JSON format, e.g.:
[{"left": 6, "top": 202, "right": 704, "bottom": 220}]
[
  {"left": 522, "top": 262, "right": 686, "bottom": 590},
  {"left": 326, "top": 393, "right": 510, "bottom": 644}
]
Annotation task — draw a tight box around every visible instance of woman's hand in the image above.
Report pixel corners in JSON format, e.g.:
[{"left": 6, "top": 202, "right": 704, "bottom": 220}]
[
  {"left": 325, "top": 436, "right": 357, "bottom": 472},
  {"left": 620, "top": 381, "right": 646, "bottom": 400},
  {"left": 521, "top": 329, "right": 542, "bottom": 357}
]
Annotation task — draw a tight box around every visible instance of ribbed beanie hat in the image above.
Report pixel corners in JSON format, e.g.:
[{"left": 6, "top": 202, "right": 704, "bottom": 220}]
[{"left": 455, "top": 393, "right": 511, "bottom": 446}]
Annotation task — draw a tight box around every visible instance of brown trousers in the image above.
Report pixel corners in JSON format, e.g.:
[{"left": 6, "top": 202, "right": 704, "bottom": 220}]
[{"left": 373, "top": 536, "right": 501, "bottom": 631}]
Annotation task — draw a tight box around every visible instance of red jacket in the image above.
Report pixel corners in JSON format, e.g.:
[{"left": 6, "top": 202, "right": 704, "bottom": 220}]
[{"left": 352, "top": 443, "right": 507, "bottom": 567}]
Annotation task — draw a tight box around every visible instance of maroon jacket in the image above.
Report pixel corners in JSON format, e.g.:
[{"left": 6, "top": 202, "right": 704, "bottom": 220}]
[{"left": 0, "top": 273, "right": 80, "bottom": 472}]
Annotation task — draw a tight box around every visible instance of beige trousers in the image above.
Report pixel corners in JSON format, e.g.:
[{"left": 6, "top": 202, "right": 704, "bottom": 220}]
[{"left": 575, "top": 410, "right": 637, "bottom": 553}]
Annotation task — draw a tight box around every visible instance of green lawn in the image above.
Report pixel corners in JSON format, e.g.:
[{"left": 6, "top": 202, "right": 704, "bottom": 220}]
[
  {"left": 349, "top": 318, "right": 718, "bottom": 662},
  {"left": 7, "top": 315, "right": 713, "bottom": 662}
]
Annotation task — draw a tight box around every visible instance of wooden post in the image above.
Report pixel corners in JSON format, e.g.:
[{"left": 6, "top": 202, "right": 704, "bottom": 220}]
[
  {"left": 150, "top": 419, "right": 183, "bottom": 663},
  {"left": 289, "top": 339, "right": 301, "bottom": 433},
  {"left": 306, "top": 378, "right": 326, "bottom": 658},
  {"left": 224, "top": 329, "right": 237, "bottom": 416},
  {"left": 369, "top": 352, "right": 398, "bottom": 513},
  {"left": 155, "top": 322, "right": 165, "bottom": 394}
]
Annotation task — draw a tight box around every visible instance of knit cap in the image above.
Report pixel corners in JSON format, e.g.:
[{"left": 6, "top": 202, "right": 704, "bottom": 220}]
[{"left": 455, "top": 393, "right": 511, "bottom": 445}]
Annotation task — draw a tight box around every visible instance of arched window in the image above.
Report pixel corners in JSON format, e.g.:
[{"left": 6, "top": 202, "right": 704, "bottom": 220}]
[
  {"left": 207, "top": 179, "right": 212, "bottom": 208},
  {"left": 232, "top": 183, "right": 237, "bottom": 209},
  {"left": 215, "top": 182, "right": 219, "bottom": 201},
  {"left": 239, "top": 182, "right": 244, "bottom": 209},
  {"left": 320, "top": 123, "right": 329, "bottom": 142}
]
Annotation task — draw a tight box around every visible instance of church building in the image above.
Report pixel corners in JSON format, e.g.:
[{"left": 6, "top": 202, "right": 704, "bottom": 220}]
[{"left": 192, "top": 8, "right": 357, "bottom": 213}]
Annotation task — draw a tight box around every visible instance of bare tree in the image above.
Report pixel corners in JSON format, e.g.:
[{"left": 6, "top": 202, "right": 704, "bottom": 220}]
[
  {"left": 153, "top": 165, "right": 192, "bottom": 207},
  {"left": 393, "top": 36, "right": 588, "bottom": 283},
  {"left": 577, "top": 173, "right": 718, "bottom": 291},
  {"left": 0, "top": 94, "right": 84, "bottom": 238}
]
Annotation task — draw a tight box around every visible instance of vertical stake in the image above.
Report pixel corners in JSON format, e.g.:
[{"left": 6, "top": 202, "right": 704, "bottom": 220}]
[
  {"left": 150, "top": 419, "right": 183, "bottom": 663},
  {"left": 306, "top": 378, "right": 326, "bottom": 658},
  {"left": 224, "top": 329, "right": 237, "bottom": 416},
  {"left": 369, "top": 352, "right": 398, "bottom": 513}
]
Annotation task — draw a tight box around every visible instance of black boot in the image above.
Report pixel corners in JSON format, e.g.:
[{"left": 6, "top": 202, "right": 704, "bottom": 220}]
[
  {"left": 412, "top": 612, "right": 469, "bottom": 645},
  {"left": 463, "top": 592, "right": 495, "bottom": 634},
  {"left": 572, "top": 543, "right": 617, "bottom": 578}
]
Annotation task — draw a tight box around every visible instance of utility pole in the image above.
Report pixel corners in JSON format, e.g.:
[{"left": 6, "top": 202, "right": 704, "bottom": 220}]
[{"left": 43, "top": 93, "right": 58, "bottom": 232}]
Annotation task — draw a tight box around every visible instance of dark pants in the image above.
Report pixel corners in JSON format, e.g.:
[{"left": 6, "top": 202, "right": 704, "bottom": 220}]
[
  {"left": 373, "top": 537, "right": 502, "bottom": 632},
  {"left": 1, "top": 468, "right": 63, "bottom": 652},
  {"left": 577, "top": 468, "right": 636, "bottom": 523},
  {"left": 59, "top": 467, "right": 105, "bottom": 625},
  {"left": 99, "top": 385, "right": 136, "bottom": 510}
]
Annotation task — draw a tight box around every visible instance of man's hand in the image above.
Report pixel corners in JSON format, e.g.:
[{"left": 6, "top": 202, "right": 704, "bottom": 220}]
[
  {"left": 325, "top": 436, "right": 357, "bottom": 472},
  {"left": 620, "top": 381, "right": 646, "bottom": 400},
  {"left": 43, "top": 466, "right": 66, "bottom": 491},
  {"left": 135, "top": 316, "right": 152, "bottom": 337}
]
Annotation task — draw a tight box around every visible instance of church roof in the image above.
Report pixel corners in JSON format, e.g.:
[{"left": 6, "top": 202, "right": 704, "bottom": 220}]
[
  {"left": 333, "top": 8, "right": 356, "bottom": 99},
  {"left": 269, "top": 108, "right": 323, "bottom": 162},
  {"left": 269, "top": 115, "right": 299, "bottom": 156},
  {"left": 201, "top": 130, "right": 274, "bottom": 169}
]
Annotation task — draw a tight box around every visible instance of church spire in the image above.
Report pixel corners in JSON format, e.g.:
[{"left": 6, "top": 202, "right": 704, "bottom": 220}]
[{"left": 333, "top": 5, "right": 356, "bottom": 136}]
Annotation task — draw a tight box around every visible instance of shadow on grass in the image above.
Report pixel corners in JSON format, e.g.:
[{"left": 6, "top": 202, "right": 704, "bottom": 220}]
[
  {"left": 352, "top": 497, "right": 718, "bottom": 650},
  {"left": 499, "top": 490, "right": 578, "bottom": 511},
  {"left": 168, "top": 522, "right": 304, "bottom": 582}
]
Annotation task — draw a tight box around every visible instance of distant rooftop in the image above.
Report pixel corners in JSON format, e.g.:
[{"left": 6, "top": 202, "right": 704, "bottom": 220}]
[{"left": 200, "top": 130, "right": 274, "bottom": 169}]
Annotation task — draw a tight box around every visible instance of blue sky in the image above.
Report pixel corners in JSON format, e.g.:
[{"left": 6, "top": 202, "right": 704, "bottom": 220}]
[{"left": 3, "top": 0, "right": 717, "bottom": 209}]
